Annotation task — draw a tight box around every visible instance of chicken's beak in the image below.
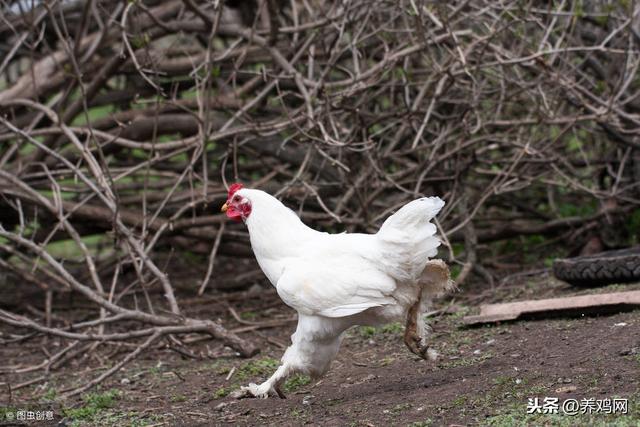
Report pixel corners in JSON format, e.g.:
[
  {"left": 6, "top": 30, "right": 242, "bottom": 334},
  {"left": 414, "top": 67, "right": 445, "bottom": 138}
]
[{"left": 221, "top": 202, "right": 228, "bottom": 213}]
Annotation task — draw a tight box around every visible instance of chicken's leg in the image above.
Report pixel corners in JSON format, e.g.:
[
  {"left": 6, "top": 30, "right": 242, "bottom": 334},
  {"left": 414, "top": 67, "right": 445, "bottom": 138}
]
[
  {"left": 404, "top": 259, "right": 452, "bottom": 360},
  {"left": 233, "top": 314, "right": 344, "bottom": 399},
  {"left": 404, "top": 295, "right": 434, "bottom": 359}
]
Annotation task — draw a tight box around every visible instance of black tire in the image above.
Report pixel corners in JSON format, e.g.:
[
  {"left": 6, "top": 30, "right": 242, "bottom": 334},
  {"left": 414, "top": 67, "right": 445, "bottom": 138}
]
[{"left": 553, "top": 247, "right": 640, "bottom": 287}]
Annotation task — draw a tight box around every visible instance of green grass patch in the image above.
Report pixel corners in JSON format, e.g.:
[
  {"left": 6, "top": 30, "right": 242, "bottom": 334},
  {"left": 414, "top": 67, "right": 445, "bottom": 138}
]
[
  {"left": 356, "top": 322, "right": 404, "bottom": 338},
  {"left": 439, "top": 352, "right": 494, "bottom": 369},
  {"left": 379, "top": 356, "right": 396, "bottom": 366},
  {"left": 41, "top": 387, "right": 57, "bottom": 401},
  {"left": 389, "top": 402, "right": 411, "bottom": 414},
  {"left": 358, "top": 326, "right": 377, "bottom": 338},
  {"left": 169, "top": 394, "right": 186, "bottom": 403},
  {"left": 283, "top": 374, "right": 311, "bottom": 393},
  {"left": 64, "top": 389, "right": 120, "bottom": 422},
  {"left": 62, "top": 389, "right": 164, "bottom": 426},
  {"left": 213, "top": 387, "right": 229, "bottom": 399},
  {"left": 0, "top": 407, "right": 18, "bottom": 421},
  {"left": 236, "top": 357, "right": 279, "bottom": 380}
]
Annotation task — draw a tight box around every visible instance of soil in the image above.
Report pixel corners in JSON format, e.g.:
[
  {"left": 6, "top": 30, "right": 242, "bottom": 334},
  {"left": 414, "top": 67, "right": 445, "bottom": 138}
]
[{"left": 1, "top": 272, "right": 639, "bottom": 426}]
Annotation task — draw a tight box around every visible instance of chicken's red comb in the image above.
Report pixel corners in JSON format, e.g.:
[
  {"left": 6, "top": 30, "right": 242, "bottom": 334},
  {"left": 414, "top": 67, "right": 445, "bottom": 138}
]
[{"left": 227, "top": 183, "right": 244, "bottom": 199}]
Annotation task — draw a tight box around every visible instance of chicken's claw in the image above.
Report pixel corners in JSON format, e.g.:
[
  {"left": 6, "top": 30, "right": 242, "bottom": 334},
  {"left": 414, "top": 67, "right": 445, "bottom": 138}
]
[
  {"left": 404, "top": 332, "right": 439, "bottom": 361},
  {"left": 231, "top": 382, "right": 286, "bottom": 399}
]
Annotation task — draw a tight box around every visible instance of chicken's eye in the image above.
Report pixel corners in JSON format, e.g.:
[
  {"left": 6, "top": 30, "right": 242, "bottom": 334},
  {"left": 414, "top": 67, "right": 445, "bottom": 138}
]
[{"left": 233, "top": 195, "right": 240, "bottom": 202}]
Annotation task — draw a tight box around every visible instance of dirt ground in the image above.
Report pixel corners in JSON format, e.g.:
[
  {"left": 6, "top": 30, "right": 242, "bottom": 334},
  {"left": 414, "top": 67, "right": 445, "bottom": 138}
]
[{"left": 1, "top": 272, "right": 639, "bottom": 426}]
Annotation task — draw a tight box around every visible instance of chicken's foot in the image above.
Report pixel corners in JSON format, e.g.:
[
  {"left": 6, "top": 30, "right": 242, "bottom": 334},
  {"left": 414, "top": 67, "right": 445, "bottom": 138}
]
[{"left": 231, "top": 363, "right": 289, "bottom": 399}]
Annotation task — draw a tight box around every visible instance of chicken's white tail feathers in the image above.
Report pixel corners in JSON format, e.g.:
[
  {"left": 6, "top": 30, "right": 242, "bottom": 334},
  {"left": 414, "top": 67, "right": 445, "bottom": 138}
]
[
  {"left": 377, "top": 197, "right": 445, "bottom": 238},
  {"left": 375, "top": 197, "right": 445, "bottom": 282}
]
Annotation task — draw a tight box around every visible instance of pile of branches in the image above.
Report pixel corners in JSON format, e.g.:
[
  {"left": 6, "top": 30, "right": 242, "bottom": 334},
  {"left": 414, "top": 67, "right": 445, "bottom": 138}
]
[{"left": 1, "top": 0, "right": 639, "bottom": 396}]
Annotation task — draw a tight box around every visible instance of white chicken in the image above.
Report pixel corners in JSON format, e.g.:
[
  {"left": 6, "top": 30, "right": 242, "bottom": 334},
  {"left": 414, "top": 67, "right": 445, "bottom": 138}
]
[{"left": 221, "top": 183, "right": 452, "bottom": 398}]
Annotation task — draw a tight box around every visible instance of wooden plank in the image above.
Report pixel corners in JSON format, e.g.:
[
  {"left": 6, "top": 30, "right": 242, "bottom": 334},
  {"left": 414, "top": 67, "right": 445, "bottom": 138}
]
[{"left": 463, "top": 290, "right": 640, "bottom": 325}]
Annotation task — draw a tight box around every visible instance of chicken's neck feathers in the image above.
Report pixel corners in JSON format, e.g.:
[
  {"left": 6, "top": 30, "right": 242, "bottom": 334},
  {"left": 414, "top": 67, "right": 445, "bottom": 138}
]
[{"left": 244, "top": 190, "right": 319, "bottom": 261}]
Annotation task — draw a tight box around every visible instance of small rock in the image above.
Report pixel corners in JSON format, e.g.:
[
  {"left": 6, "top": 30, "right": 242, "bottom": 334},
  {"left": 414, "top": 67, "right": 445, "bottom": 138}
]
[
  {"left": 302, "top": 395, "right": 314, "bottom": 405},
  {"left": 368, "top": 339, "right": 376, "bottom": 345},
  {"left": 619, "top": 347, "right": 639, "bottom": 356},
  {"left": 247, "top": 283, "right": 263, "bottom": 295},
  {"left": 485, "top": 339, "right": 496, "bottom": 345},
  {"left": 614, "top": 322, "right": 628, "bottom": 327},
  {"left": 426, "top": 348, "right": 439, "bottom": 361},
  {"left": 120, "top": 378, "right": 130, "bottom": 385},
  {"left": 383, "top": 410, "right": 390, "bottom": 414},
  {"left": 473, "top": 349, "right": 482, "bottom": 355},
  {"left": 515, "top": 379, "right": 522, "bottom": 385},
  {"left": 555, "top": 385, "right": 577, "bottom": 394},
  {"left": 230, "top": 388, "right": 251, "bottom": 399},
  {"left": 510, "top": 353, "right": 521, "bottom": 358},
  {"left": 215, "top": 402, "right": 228, "bottom": 411}
]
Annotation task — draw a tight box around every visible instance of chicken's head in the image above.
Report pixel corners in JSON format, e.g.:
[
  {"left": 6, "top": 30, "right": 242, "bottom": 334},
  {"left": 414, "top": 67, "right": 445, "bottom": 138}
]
[{"left": 221, "top": 183, "right": 252, "bottom": 222}]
